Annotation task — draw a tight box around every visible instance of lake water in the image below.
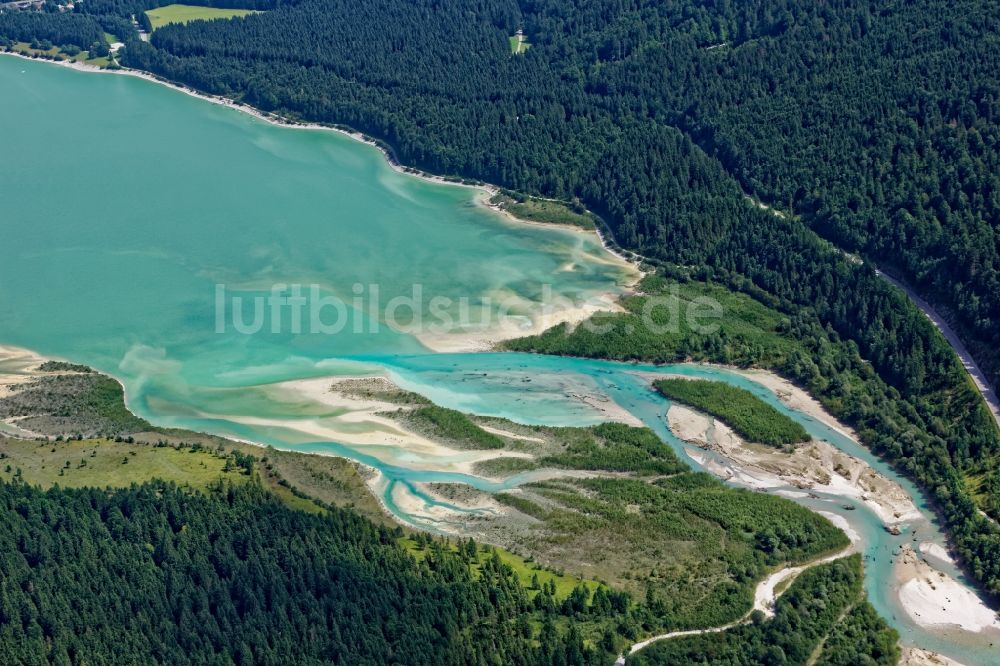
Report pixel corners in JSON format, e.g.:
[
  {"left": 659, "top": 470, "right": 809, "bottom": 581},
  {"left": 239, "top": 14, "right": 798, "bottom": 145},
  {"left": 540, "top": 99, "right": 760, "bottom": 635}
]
[{"left": 0, "top": 56, "right": 993, "bottom": 665}]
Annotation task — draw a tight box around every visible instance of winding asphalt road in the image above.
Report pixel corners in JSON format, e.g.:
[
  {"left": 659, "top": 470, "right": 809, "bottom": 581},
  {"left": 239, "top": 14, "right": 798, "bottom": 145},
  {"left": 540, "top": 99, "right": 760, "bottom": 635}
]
[
  {"left": 873, "top": 268, "right": 1000, "bottom": 428},
  {"left": 749, "top": 198, "right": 999, "bottom": 427}
]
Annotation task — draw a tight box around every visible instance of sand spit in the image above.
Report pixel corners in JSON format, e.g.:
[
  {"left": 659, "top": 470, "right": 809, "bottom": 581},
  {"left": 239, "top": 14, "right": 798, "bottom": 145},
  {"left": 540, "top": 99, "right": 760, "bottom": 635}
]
[
  {"left": 0, "top": 344, "right": 90, "bottom": 438},
  {"left": 223, "top": 375, "right": 532, "bottom": 475},
  {"left": 414, "top": 289, "right": 630, "bottom": 354},
  {"left": 0, "top": 344, "right": 49, "bottom": 386},
  {"left": 900, "top": 647, "right": 969, "bottom": 666},
  {"left": 479, "top": 190, "right": 645, "bottom": 284},
  {"left": 896, "top": 545, "right": 1000, "bottom": 634}
]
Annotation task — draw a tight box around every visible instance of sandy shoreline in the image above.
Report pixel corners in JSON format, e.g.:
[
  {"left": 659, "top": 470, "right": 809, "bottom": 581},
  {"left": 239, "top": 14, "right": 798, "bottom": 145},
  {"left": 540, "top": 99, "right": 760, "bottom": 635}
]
[
  {"left": 480, "top": 191, "right": 645, "bottom": 282},
  {"left": 413, "top": 288, "right": 632, "bottom": 354},
  {"left": 5, "top": 53, "right": 644, "bottom": 359},
  {"left": 0, "top": 345, "right": 83, "bottom": 438},
  {"left": 895, "top": 544, "right": 1000, "bottom": 634},
  {"left": 2, "top": 49, "right": 642, "bottom": 292}
]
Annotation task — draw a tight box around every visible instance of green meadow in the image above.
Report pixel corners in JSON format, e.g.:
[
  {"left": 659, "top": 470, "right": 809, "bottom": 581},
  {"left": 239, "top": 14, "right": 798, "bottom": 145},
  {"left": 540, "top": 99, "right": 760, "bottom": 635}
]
[{"left": 145, "top": 4, "right": 259, "bottom": 30}]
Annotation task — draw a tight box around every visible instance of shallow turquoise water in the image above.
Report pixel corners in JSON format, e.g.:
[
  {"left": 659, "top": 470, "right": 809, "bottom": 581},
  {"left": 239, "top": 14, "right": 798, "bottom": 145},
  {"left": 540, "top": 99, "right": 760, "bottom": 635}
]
[
  {"left": 0, "top": 56, "right": 994, "bottom": 664},
  {"left": 0, "top": 57, "right": 630, "bottom": 365}
]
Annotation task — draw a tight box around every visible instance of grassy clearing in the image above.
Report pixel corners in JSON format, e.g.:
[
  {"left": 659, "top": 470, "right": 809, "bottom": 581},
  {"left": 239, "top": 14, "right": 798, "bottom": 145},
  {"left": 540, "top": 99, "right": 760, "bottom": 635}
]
[
  {"left": 0, "top": 435, "right": 352, "bottom": 516},
  {"left": 508, "top": 33, "right": 531, "bottom": 54},
  {"left": 249, "top": 443, "right": 387, "bottom": 522},
  {"left": 145, "top": 4, "right": 259, "bottom": 30},
  {"left": 0, "top": 437, "right": 250, "bottom": 490},
  {"left": 11, "top": 41, "right": 59, "bottom": 58},
  {"left": 655, "top": 378, "right": 810, "bottom": 447}
]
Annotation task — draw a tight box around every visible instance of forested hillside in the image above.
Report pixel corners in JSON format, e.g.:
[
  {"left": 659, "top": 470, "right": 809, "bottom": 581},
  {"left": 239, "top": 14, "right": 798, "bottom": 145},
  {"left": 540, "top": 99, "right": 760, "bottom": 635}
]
[
  {"left": 0, "top": 478, "right": 612, "bottom": 664},
  {"left": 3, "top": 0, "right": 1000, "bottom": 604},
  {"left": 621, "top": 0, "right": 1000, "bottom": 392}
]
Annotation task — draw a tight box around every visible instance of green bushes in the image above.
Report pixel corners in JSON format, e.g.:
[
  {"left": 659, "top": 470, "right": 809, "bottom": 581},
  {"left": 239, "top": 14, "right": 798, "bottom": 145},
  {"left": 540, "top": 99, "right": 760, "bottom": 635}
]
[
  {"left": 0, "top": 372, "right": 151, "bottom": 438},
  {"left": 655, "top": 378, "right": 809, "bottom": 447},
  {"left": 408, "top": 405, "right": 506, "bottom": 449},
  {"left": 815, "top": 602, "right": 901, "bottom": 666},
  {"left": 505, "top": 474, "right": 848, "bottom": 632},
  {"left": 540, "top": 422, "right": 688, "bottom": 474}
]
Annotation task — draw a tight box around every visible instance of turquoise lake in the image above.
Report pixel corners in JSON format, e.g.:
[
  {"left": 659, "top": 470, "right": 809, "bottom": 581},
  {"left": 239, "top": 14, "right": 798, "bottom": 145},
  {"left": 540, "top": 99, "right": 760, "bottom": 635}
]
[{"left": 0, "top": 56, "right": 994, "bottom": 664}]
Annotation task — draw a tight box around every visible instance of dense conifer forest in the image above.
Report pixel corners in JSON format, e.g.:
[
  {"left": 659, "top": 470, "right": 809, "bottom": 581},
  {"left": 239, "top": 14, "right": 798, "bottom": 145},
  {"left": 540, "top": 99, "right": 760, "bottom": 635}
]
[
  {"left": 0, "top": 478, "right": 611, "bottom": 664},
  {"left": 0, "top": 473, "right": 894, "bottom": 665}
]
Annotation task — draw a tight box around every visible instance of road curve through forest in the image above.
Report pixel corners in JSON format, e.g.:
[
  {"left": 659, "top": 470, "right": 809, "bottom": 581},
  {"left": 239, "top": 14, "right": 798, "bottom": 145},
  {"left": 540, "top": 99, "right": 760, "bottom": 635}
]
[
  {"left": 749, "top": 197, "right": 999, "bottom": 428},
  {"left": 613, "top": 547, "right": 855, "bottom": 664},
  {"left": 873, "top": 268, "right": 1000, "bottom": 428}
]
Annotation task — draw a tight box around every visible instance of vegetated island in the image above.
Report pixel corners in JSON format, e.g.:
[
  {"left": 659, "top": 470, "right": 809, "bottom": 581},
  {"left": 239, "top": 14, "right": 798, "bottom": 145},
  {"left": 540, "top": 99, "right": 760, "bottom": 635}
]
[{"left": 654, "top": 378, "right": 810, "bottom": 448}]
